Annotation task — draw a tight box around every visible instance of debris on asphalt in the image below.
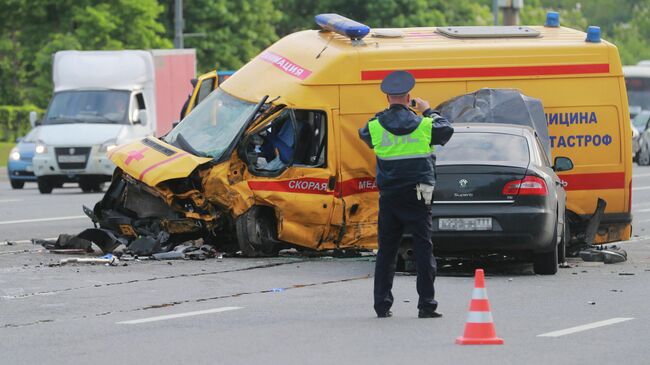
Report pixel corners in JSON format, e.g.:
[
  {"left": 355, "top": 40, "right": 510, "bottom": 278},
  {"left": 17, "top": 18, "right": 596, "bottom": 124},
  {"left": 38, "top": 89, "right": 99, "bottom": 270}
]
[
  {"left": 271, "top": 288, "right": 284, "bottom": 292},
  {"left": 578, "top": 245, "right": 627, "bottom": 264},
  {"left": 34, "top": 234, "right": 94, "bottom": 253},
  {"left": 60, "top": 254, "right": 119, "bottom": 266},
  {"left": 76, "top": 228, "right": 127, "bottom": 253},
  {"left": 127, "top": 236, "right": 162, "bottom": 256},
  {"left": 48, "top": 249, "right": 91, "bottom": 255},
  {"left": 152, "top": 251, "right": 185, "bottom": 260},
  {"left": 587, "top": 301, "right": 596, "bottom": 305}
]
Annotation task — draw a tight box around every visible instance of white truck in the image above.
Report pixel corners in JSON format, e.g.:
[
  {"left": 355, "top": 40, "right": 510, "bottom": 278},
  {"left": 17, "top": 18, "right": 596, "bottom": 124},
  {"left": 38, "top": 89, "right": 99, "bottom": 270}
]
[{"left": 31, "top": 49, "right": 196, "bottom": 193}]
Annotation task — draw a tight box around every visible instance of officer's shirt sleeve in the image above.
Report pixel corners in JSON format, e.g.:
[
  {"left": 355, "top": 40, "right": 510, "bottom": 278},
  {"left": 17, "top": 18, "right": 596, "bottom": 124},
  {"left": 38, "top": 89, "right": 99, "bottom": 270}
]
[
  {"left": 358, "top": 121, "right": 374, "bottom": 149},
  {"left": 424, "top": 109, "right": 454, "bottom": 146}
]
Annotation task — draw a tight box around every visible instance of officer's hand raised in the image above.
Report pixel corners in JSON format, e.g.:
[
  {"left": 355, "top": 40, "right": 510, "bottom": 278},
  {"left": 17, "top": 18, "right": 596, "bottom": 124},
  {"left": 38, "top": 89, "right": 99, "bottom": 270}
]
[{"left": 411, "top": 97, "right": 430, "bottom": 113}]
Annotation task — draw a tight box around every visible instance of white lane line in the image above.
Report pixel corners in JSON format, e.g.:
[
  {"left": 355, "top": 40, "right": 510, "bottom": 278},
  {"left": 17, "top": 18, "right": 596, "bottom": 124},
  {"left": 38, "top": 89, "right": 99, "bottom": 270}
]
[
  {"left": 0, "top": 215, "right": 86, "bottom": 225},
  {"left": 634, "top": 208, "right": 650, "bottom": 213},
  {"left": 538, "top": 318, "right": 634, "bottom": 338},
  {"left": 632, "top": 186, "right": 650, "bottom": 191},
  {"left": 0, "top": 199, "right": 21, "bottom": 203},
  {"left": 633, "top": 172, "right": 650, "bottom": 178},
  {"left": 117, "top": 306, "right": 243, "bottom": 325}
]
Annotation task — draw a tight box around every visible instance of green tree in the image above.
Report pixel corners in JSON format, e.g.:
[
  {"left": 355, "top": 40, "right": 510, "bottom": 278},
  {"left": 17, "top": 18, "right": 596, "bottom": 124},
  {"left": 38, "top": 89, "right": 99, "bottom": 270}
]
[
  {"left": 275, "top": 0, "right": 493, "bottom": 38},
  {"left": 611, "top": 0, "right": 650, "bottom": 65},
  {"left": 164, "top": 0, "right": 281, "bottom": 73},
  {"left": 0, "top": 0, "right": 171, "bottom": 108}
]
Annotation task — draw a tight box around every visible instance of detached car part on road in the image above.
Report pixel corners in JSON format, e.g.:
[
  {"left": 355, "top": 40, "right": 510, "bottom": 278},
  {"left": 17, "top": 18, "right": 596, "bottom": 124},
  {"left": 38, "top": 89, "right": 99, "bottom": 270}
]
[{"left": 86, "top": 14, "right": 630, "bottom": 274}]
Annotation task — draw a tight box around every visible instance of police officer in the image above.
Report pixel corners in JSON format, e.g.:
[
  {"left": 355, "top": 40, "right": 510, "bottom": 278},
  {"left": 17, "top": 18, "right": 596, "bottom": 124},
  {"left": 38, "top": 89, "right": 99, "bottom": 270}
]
[{"left": 358, "top": 70, "right": 454, "bottom": 318}]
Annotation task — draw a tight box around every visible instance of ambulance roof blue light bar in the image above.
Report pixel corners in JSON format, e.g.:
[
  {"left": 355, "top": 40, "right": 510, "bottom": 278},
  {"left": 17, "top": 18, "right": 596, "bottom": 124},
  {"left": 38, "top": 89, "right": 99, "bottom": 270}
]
[
  {"left": 544, "top": 11, "right": 560, "bottom": 27},
  {"left": 315, "top": 14, "right": 370, "bottom": 40},
  {"left": 586, "top": 26, "right": 601, "bottom": 43}
]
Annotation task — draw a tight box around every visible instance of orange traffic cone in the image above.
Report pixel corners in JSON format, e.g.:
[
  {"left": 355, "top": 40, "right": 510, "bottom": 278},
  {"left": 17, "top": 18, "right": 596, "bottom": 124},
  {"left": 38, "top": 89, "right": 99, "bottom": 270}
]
[{"left": 456, "top": 268, "right": 504, "bottom": 345}]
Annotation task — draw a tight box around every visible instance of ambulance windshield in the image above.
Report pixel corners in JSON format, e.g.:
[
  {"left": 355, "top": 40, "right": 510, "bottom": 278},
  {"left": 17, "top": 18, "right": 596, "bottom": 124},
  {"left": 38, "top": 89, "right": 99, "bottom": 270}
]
[{"left": 165, "top": 88, "right": 258, "bottom": 159}]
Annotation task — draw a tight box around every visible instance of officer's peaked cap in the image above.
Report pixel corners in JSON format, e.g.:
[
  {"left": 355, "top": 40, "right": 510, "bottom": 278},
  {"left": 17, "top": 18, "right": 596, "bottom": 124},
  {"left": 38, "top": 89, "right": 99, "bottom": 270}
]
[{"left": 380, "top": 70, "right": 415, "bottom": 96}]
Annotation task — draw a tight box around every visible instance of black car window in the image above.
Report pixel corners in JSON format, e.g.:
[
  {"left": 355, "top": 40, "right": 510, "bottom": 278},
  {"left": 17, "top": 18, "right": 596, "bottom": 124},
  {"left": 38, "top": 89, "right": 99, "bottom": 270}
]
[{"left": 436, "top": 132, "right": 529, "bottom": 164}]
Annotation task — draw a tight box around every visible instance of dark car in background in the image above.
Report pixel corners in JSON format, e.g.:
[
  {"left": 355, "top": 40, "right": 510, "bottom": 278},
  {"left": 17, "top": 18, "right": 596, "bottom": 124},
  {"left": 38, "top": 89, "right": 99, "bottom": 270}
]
[
  {"left": 7, "top": 129, "right": 38, "bottom": 189},
  {"left": 431, "top": 124, "right": 573, "bottom": 275}
]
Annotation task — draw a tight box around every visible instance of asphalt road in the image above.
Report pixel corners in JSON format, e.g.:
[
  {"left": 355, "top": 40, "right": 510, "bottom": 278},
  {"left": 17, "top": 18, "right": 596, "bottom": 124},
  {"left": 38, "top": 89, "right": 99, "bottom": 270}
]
[{"left": 1, "top": 170, "right": 650, "bottom": 365}]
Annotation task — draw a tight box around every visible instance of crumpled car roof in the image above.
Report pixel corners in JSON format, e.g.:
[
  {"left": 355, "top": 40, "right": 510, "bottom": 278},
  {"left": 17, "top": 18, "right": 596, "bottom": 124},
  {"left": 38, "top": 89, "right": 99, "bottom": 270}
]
[{"left": 437, "top": 88, "right": 551, "bottom": 161}]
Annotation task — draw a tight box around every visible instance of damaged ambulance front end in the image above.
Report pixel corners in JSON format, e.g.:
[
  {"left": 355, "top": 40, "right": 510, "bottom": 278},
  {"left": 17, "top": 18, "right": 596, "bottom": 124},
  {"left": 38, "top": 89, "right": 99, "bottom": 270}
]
[{"left": 91, "top": 88, "right": 289, "bottom": 255}]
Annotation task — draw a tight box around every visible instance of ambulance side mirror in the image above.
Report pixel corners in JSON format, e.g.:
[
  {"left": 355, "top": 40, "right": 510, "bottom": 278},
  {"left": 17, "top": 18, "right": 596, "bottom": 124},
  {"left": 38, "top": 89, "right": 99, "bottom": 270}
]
[{"left": 553, "top": 156, "right": 573, "bottom": 172}]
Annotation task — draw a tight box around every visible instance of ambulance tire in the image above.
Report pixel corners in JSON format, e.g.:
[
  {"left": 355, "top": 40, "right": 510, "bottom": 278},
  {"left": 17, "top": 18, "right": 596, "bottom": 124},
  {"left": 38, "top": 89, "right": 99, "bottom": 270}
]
[
  {"left": 37, "top": 177, "right": 53, "bottom": 194},
  {"left": 534, "top": 221, "right": 559, "bottom": 275},
  {"left": 236, "top": 206, "right": 280, "bottom": 257},
  {"left": 638, "top": 144, "right": 650, "bottom": 166}
]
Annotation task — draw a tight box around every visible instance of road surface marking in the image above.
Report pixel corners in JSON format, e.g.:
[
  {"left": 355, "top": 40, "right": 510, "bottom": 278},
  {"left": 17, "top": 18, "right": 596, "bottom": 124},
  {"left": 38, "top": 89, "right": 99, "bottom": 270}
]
[
  {"left": 0, "top": 199, "right": 21, "bottom": 203},
  {"left": 0, "top": 215, "right": 86, "bottom": 225},
  {"left": 633, "top": 172, "right": 650, "bottom": 178},
  {"left": 537, "top": 317, "right": 633, "bottom": 337},
  {"left": 117, "top": 306, "right": 243, "bottom": 325},
  {"left": 633, "top": 208, "right": 650, "bottom": 213},
  {"left": 632, "top": 186, "right": 650, "bottom": 191}
]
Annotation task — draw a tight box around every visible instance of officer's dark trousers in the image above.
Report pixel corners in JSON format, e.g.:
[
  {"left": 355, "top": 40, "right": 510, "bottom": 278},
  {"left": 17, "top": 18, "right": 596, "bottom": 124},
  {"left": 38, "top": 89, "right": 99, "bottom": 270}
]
[{"left": 374, "top": 188, "right": 438, "bottom": 315}]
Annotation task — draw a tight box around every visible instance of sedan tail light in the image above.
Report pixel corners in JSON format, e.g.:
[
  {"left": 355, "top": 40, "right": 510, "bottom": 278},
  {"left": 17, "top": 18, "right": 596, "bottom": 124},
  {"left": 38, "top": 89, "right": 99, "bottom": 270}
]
[{"left": 502, "top": 176, "right": 548, "bottom": 196}]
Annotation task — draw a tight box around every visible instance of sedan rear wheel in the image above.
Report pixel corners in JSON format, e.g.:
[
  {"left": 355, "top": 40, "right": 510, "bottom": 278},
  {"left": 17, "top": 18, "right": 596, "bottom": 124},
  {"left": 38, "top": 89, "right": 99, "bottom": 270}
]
[
  {"left": 557, "top": 215, "right": 569, "bottom": 264},
  {"left": 533, "top": 220, "right": 559, "bottom": 275}
]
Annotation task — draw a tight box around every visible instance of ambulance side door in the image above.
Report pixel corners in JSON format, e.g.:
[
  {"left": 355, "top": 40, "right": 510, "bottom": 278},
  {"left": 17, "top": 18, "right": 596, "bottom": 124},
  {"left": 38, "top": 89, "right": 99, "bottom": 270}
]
[{"left": 239, "top": 109, "right": 338, "bottom": 249}]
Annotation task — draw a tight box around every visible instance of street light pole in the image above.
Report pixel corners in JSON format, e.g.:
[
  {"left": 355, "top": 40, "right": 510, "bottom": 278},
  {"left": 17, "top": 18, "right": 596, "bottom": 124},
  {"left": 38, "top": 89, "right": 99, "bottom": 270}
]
[
  {"left": 498, "top": 0, "right": 524, "bottom": 26},
  {"left": 174, "top": 0, "right": 184, "bottom": 49}
]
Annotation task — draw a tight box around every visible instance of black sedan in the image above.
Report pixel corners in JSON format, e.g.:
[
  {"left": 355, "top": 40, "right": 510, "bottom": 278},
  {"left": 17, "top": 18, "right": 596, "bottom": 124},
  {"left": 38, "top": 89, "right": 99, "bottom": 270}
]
[{"left": 431, "top": 123, "right": 573, "bottom": 275}]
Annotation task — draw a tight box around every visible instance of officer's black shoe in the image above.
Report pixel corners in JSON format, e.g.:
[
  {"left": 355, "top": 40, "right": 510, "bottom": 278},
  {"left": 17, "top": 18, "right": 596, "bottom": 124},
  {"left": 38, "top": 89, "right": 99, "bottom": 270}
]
[
  {"left": 418, "top": 309, "right": 443, "bottom": 318},
  {"left": 377, "top": 311, "right": 393, "bottom": 318}
]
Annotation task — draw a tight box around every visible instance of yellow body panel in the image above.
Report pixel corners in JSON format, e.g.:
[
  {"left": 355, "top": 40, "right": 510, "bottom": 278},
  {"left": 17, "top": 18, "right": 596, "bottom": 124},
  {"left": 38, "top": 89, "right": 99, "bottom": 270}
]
[
  {"left": 119, "top": 24, "right": 632, "bottom": 249},
  {"left": 108, "top": 138, "right": 211, "bottom": 187},
  {"left": 184, "top": 70, "right": 218, "bottom": 116}
]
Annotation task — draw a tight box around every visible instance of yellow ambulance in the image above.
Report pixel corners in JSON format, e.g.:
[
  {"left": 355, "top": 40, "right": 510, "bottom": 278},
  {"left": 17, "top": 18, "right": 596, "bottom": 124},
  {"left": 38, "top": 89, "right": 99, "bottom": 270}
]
[
  {"left": 181, "top": 70, "right": 236, "bottom": 118},
  {"left": 100, "top": 13, "right": 632, "bottom": 257}
]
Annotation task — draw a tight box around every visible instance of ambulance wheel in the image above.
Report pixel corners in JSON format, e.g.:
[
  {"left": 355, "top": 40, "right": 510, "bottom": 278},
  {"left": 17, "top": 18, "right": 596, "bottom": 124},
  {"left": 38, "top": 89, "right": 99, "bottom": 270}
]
[
  {"left": 638, "top": 145, "right": 650, "bottom": 166},
  {"left": 10, "top": 180, "right": 24, "bottom": 189},
  {"left": 235, "top": 206, "right": 280, "bottom": 257},
  {"left": 37, "top": 177, "right": 53, "bottom": 194}
]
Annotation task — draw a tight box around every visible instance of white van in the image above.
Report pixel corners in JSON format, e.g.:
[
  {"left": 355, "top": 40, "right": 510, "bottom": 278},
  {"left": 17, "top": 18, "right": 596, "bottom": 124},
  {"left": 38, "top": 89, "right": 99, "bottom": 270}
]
[{"left": 31, "top": 50, "right": 195, "bottom": 193}]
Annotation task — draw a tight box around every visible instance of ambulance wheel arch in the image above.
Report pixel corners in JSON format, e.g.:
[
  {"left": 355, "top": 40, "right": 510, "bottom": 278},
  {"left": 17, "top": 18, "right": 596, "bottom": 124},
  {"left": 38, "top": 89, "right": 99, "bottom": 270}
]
[{"left": 235, "top": 205, "right": 280, "bottom": 257}]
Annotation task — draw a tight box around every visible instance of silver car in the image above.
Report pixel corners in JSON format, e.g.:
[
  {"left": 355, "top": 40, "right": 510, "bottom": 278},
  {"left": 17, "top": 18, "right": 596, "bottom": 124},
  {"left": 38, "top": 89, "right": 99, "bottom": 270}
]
[{"left": 634, "top": 110, "right": 650, "bottom": 165}]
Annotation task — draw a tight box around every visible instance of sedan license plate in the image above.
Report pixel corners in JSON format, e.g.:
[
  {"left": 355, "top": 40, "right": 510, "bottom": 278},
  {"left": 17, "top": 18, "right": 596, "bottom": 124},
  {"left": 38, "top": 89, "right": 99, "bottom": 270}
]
[
  {"left": 438, "top": 217, "right": 492, "bottom": 231},
  {"left": 57, "top": 155, "right": 86, "bottom": 163}
]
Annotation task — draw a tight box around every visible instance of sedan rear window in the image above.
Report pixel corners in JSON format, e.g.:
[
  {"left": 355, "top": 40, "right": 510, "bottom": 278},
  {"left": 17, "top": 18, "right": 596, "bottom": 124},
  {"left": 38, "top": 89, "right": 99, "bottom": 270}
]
[{"left": 436, "top": 132, "right": 529, "bottom": 164}]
